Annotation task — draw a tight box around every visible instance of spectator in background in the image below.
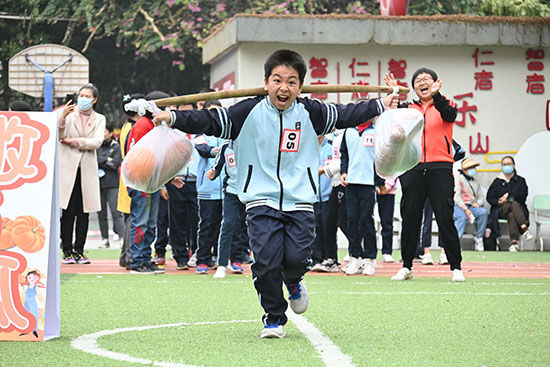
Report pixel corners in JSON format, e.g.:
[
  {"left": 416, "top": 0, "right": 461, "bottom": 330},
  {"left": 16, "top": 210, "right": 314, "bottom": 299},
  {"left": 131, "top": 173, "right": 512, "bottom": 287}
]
[
  {"left": 117, "top": 93, "right": 145, "bottom": 269},
  {"left": 486, "top": 156, "right": 533, "bottom": 252},
  {"left": 58, "top": 83, "right": 105, "bottom": 264},
  {"left": 377, "top": 176, "right": 398, "bottom": 263},
  {"left": 453, "top": 157, "right": 488, "bottom": 251},
  {"left": 340, "top": 119, "right": 384, "bottom": 276},
  {"left": 386, "top": 69, "right": 465, "bottom": 282},
  {"left": 9, "top": 100, "right": 32, "bottom": 111},
  {"left": 96, "top": 124, "right": 124, "bottom": 248},
  {"left": 317, "top": 129, "right": 350, "bottom": 273}
]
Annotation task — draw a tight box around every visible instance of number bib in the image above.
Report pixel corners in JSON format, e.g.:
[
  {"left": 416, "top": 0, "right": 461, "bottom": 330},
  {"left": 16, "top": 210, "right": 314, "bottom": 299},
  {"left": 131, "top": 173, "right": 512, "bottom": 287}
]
[
  {"left": 362, "top": 133, "right": 374, "bottom": 147},
  {"left": 226, "top": 153, "right": 236, "bottom": 167},
  {"left": 280, "top": 129, "right": 301, "bottom": 152}
]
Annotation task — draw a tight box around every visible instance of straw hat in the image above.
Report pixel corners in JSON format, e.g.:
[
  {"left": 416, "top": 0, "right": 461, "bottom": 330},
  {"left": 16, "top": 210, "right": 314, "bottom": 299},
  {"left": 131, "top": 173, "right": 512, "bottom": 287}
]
[{"left": 461, "top": 158, "right": 480, "bottom": 171}]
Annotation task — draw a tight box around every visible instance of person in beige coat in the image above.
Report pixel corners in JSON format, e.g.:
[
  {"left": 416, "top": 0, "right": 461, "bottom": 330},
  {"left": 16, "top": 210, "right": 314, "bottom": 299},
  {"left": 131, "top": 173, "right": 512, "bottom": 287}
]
[{"left": 58, "top": 83, "right": 105, "bottom": 264}]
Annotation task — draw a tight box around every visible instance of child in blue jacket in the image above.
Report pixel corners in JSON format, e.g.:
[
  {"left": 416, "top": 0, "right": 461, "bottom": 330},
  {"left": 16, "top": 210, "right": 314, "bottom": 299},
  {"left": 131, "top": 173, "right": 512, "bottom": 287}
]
[{"left": 153, "top": 49, "right": 398, "bottom": 338}]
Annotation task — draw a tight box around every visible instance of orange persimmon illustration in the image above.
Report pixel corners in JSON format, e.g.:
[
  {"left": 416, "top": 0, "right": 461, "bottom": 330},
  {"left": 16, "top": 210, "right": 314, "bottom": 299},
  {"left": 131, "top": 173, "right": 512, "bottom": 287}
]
[
  {"left": 11, "top": 216, "right": 45, "bottom": 253},
  {"left": 0, "top": 216, "right": 15, "bottom": 250}
]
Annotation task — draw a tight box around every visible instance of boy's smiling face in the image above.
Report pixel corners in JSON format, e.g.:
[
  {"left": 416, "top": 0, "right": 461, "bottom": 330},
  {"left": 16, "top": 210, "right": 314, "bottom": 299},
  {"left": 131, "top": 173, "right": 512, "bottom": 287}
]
[{"left": 264, "top": 65, "right": 303, "bottom": 111}]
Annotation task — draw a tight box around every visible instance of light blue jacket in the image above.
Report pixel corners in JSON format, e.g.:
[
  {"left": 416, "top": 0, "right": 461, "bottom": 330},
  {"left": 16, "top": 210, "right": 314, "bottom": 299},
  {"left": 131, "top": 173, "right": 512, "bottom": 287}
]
[
  {"left": 170, "top": 95, "right": 385, "bottom": 212},
  {"left": 196, "top": 135, "right": 225, "bottom": 200}
]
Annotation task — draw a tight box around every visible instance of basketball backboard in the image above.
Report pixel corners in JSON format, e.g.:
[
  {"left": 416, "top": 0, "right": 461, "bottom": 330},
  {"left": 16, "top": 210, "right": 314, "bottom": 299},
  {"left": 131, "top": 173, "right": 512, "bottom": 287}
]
[{"left": 8, "top": 44, "right": 89, "bottom": 98}]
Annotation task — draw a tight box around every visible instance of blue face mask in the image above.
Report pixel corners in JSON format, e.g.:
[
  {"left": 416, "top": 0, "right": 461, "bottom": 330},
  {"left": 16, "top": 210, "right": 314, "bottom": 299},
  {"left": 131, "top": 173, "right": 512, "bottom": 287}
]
[
  {"left": 467, "top": 168, "right": 477, "bottom": 177},
  {"left": 77, "top": 96, "right": 93, "bottom": 111},
  {"left": 502, "top": 165, "right": 514, "bottom": 175}
]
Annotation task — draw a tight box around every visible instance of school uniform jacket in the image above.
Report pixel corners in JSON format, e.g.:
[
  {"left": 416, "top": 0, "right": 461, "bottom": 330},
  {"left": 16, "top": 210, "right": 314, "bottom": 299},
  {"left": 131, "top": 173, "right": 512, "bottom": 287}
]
[
  {"left": 169, "top": 96, "right": 385, "bottom": 212},
  {"left": 211, "top": 140, "right": 239, "bottom": 196},
  {"left": 196, "top": 135, "right": 225, "bottom": 200},
  {"left": 340, "top": 123, "right": 384, "bottom": 186}
]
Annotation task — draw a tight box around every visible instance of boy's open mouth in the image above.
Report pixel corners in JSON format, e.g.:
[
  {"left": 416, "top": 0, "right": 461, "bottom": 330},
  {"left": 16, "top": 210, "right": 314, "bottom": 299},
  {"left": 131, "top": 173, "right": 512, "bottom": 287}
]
[{"left": 277, "top": 95, "right": 289, "bottom": 103}]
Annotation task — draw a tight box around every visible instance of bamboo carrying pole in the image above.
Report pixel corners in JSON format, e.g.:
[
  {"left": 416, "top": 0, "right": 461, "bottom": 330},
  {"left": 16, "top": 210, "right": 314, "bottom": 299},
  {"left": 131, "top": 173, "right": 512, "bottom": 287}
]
[{"left": 153, "top": 84, "right": 409, "bottom": 107}]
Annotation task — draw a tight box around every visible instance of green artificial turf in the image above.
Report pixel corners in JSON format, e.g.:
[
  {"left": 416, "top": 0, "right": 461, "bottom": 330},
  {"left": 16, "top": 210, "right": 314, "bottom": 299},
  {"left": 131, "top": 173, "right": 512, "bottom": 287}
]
[{"left": 2, "top": 274, "right": 549, "bottom": 366}]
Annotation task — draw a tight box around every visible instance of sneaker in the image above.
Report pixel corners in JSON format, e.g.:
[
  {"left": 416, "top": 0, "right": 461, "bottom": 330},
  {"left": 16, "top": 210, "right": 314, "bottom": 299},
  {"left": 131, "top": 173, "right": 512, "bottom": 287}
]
[
  {"left": 285, "top": 281, "right": 309, "bottom": 314},
  {"left": 176, "top": 262, "right": 189, "bottom": 270},
  {"left": 155, "top": 257, "right": 166, "bottom": 266},
  {"left": 509, "top": 244, "right": 518, "bottom": 252},
  {"left": 421, "top": 253, "right": 434, "bottom": 265},
  {"left": 438, "top": 253, "right": 449, "bottom": 265},
  {"left": 343, "top": 254, "right": 351, "bottom": 262},
  {"left": 213, "top": 266, "right": 226, "bottom": 279},
  {"left": 242, "top": 253, "right": 253, "bottom": 264},
  {"left": 99, "top": 239, "right": 110, "bottom": 249},
  {"left": 391, "top": 267, "right": 413, "bottom": 281},
  {"left": 131, "top": 263, "right": 154, "bottom": 274},
  {"left": 318, "top": 258, "right": 338, "bottom": 273},
  {"left": 474, "top": 237, "right": 484, "bottom": 251},
  {"left": 187, "top": 254, "right": 197, "bottom": 268},
  {"left": 362, "top": 259, "right": 376, "bottom": 275},
  {"left": 112, "top": 233, "right": 121, "bottom": 242},
  {"left": 260, "top": 323, "right": 285, "bottom": 339},
  {"left": 196, "top": 264, "right": 209, "bottom": 274},
  {"left": 75, "top": 254, "right": 90, "bottom": 264},
  {"left": 382, "top": 254, "right": 395, "bottom": 263},
  {"left": 229, "top": 262, "right": 243, "bottom": 273},
  {"left": 345, "top": 256, "right": 363, "bottom": 275},
  {"left": 310, "top": 263, "right": 323, "bottom": 272},
  {"left": 62, "top": 256, "right": 76, "bottom": 264},
  {"left": 451, "top": 269, "right": 466, "bottom": 282},
  {"left": 522, "top": 230, "right": 534, "bottom": 241},
  {"left": 147, "top": 262, "right": 165, "bottom": 274}
]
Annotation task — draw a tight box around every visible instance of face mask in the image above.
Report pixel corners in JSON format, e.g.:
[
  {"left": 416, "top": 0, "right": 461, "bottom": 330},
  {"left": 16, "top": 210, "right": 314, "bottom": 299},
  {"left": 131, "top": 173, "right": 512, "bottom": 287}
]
[
  {"left": 502, "top": 165, "right": 514, "bottom": 175},
  {"left": 467, "top": 168, "right": 477, "bottom": 177},
  {"left": 78, "top": 96, "right": 93, "bottom": 111}
]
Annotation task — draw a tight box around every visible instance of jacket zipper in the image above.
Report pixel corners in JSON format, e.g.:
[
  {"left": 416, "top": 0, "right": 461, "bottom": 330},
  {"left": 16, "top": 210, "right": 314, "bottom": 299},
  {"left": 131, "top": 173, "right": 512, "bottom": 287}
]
[
  {"left": 277, "top": 111, "right": 284, "bottom": 210},
  {"left": 307, "top": 167, "right": 317, "bottom": 195}
]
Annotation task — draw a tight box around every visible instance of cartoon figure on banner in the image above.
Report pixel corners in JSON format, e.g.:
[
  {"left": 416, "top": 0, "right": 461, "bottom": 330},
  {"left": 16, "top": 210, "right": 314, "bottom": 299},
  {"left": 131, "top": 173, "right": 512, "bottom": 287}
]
[
  {"left": 0, "top": 216, "right": 46, "bottom": 338},
  {"left": 0, "top": 112, "right": 49, "bottom": 206},
  {"left": 19, "top": 269, "right": 46, "bottom": 338}
]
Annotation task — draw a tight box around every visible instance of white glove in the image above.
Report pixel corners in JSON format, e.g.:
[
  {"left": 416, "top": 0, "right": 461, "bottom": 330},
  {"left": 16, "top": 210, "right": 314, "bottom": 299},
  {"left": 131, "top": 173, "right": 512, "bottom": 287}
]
[{"left": 124, "top": 98, "right": 161, "bottom": 116}]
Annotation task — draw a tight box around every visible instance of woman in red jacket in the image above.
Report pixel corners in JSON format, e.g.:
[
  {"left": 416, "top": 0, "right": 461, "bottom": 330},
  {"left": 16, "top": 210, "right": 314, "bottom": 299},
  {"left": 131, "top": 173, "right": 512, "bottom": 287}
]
[{"left": 386, "top": 68, "right": 465, "bottom": 282}]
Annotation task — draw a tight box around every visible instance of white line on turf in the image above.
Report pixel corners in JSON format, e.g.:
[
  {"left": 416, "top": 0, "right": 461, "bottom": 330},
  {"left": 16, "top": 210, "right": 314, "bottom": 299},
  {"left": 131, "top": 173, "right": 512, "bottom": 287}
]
[
  {"left": 287, "top": 309, "right": 355, "bottom": 367},
  {"left": 71, "top": 319, "right": 257, "bottom": 366}
]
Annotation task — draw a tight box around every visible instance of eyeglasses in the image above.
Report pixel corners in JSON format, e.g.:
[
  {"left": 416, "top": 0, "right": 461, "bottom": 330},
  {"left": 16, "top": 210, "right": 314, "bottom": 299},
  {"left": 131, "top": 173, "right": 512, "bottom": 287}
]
[{"left": 414, "top": 76, "right": 433, "bottom": 86}]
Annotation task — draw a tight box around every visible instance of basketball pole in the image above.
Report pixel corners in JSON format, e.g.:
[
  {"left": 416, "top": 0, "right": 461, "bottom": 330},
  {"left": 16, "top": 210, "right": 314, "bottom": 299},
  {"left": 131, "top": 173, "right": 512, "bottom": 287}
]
[{"left": 24, "top": 53, "right": 73, "bottom": 112}]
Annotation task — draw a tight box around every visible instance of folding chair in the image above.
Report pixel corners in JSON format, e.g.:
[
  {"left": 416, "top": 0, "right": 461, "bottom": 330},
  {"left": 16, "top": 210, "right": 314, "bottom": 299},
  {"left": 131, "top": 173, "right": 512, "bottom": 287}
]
[{"left": 533, "top": 194, "right": 550, "bottom": 252}]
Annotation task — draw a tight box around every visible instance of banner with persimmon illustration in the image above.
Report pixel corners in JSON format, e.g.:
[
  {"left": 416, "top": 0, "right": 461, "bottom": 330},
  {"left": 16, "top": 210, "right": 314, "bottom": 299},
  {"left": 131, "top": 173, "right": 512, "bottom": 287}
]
[{"left": 0, "top": 111, "right": 59, "bottom": 341}]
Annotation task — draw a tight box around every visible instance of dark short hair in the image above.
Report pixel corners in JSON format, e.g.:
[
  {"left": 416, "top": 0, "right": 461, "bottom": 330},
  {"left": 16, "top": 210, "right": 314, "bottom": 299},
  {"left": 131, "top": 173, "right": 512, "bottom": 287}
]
[
  {"left": 122, "top": 93, "right": 145, "bottom": 117},
  {"left": 10, "top": 100, "right": 32, "bottom": 111},
  {"left": 146, "top": 91, "right": 170, "bottom": 101},
  {"left": 203, "top": 99, "right": 222, "bottom": 109},
  {"left": 264, "top": 49, "right": 306, "bottom": 85},
  {"left": 501, "top": 155, "right": 515, "bottom": 165},
  {"left": 79, "top": 83, "right": 99, "bottom": 99},
  {"left": 105, "top": 123, "right": 114, "bottom": 132},
  {"left": 411, "top": 68, "right": 438, "bottom": 87}
]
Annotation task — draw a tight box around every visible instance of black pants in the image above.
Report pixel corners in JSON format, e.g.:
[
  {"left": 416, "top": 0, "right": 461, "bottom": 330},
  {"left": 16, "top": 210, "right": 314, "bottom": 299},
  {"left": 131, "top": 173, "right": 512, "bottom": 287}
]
[
  {"left": 323, "top": 185, "right": 349, "bottom": 261},
  {"left": 155, "top": 194, "right": 170, "bottom": 257},
  {"left": 399, "top": 167, "right": 462, "bottom": 270},
  {"left": 166, "top": 183, "right": 201, "bottom": 264},
  {"left": 377, "top": 193, "right": 395, "bottom": 255},
  {"left": 346, "top": 184, "right": 377, "bottom": 259},
  {"left": 61, "top": 168, "right": 89, "bottom": 257},
  {"left": 196, "top": 199, "right": 223, "bottom": 265},
  {"left": 119, "top": 214, "right": 131, "bottom": 267},
  {"left": 312, "top": 201, "right": 329, "bottom": 264},
  {"left": 247, "top": 206, "right": 314, "bottom": 326}
]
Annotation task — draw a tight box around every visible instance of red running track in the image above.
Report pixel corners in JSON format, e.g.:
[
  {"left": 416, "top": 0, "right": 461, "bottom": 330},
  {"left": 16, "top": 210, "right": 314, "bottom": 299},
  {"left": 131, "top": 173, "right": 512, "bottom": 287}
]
[{"left": 61, "top": 260, "right": 550, "bottom": 278}]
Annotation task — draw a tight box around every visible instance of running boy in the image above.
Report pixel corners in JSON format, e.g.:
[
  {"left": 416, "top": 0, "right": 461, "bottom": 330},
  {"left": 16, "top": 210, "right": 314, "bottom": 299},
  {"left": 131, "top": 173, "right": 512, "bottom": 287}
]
[{"left": 153, "top": 49, "right": 398, "bottom": 338}]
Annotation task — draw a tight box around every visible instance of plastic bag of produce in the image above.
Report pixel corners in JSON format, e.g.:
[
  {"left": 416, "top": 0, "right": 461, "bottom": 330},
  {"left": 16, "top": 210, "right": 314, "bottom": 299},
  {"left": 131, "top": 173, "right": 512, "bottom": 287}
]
[
  {"left": 375, "top": 108, "right": 424, "bottom": 178},
  {"left": 122, "top": 124, "right": 194, "bottom": 193}
]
